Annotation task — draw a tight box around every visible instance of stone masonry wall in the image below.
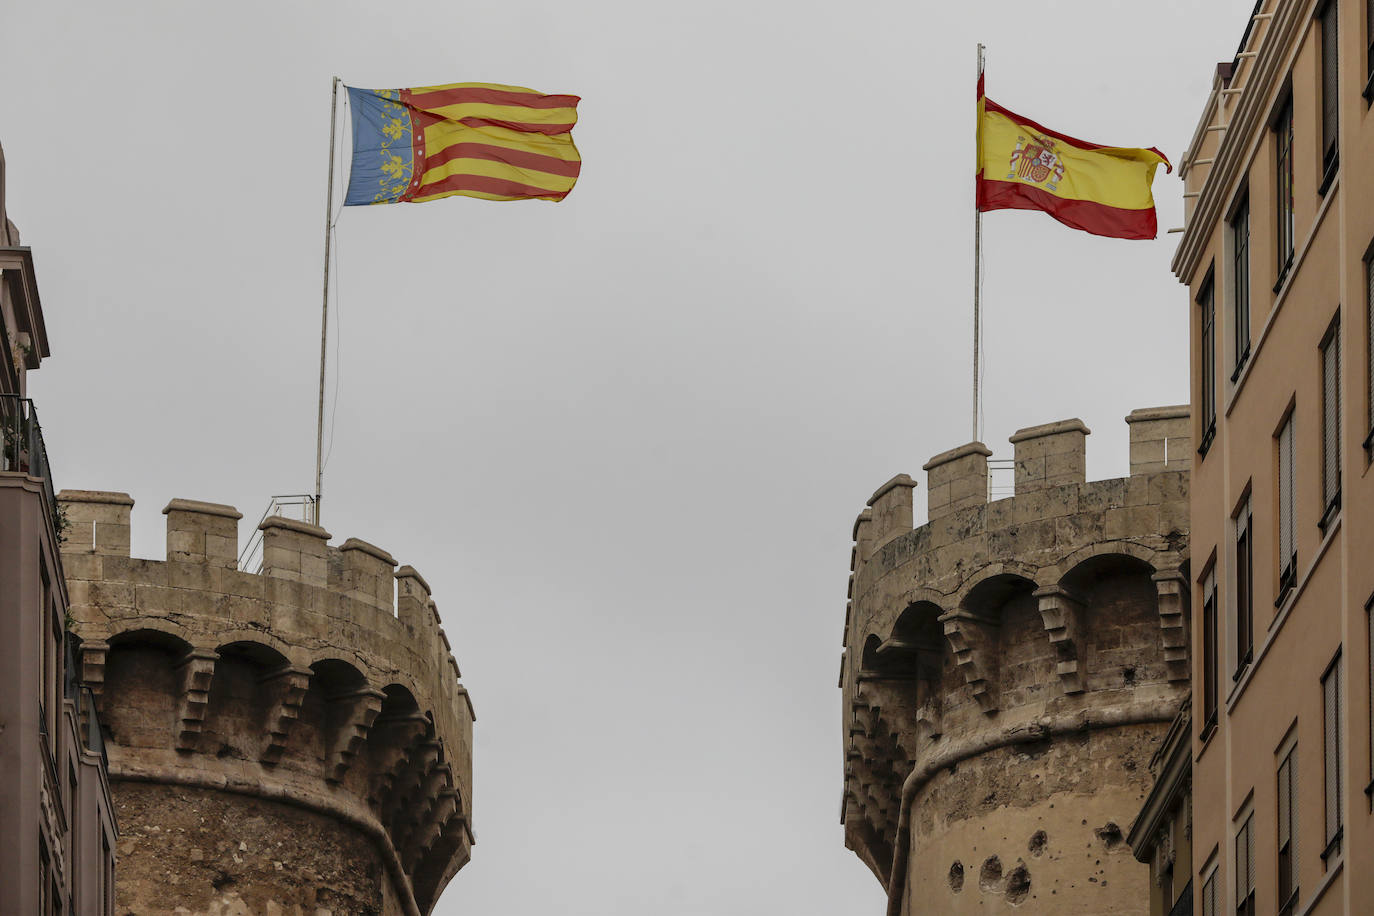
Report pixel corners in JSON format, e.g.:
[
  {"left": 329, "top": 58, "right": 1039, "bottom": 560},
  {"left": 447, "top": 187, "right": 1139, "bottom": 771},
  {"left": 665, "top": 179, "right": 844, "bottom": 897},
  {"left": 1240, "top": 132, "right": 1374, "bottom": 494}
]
[
  {"left": 57, "top": 492, "right": 475, "bottom": 916},
  {"left": 839, "top": 408, "right": 1190, "bottom": 916}
]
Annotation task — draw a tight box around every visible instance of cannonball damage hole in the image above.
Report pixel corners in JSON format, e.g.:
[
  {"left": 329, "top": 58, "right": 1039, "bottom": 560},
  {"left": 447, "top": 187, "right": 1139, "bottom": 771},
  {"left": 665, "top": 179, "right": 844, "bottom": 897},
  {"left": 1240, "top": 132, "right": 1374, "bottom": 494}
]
[
  {"left": 979, "top": 855, "right": 1003, "bottom": 892},
  {"left": 1094, "top": 822, "right": 1123, "bottom": 848},
  {"left": 1028, "top": 830, "right": 1047, "bottom": 857},
  {"left": 1006, "top": 862, "right": 1031, "bottom": 905},
  {"left": 948, "top": 860, "right": 965, "bottom": 892}
]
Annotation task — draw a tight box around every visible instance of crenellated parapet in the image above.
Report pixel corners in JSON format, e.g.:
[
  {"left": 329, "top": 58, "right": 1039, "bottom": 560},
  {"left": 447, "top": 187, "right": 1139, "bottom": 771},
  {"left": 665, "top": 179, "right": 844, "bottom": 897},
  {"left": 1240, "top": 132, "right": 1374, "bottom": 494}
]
[
  {"left": 56, "top": 490, "right": 474, "bottom": 916},
  {"left": 839, "top": 408, "right": 1190, "bottom": 916}
]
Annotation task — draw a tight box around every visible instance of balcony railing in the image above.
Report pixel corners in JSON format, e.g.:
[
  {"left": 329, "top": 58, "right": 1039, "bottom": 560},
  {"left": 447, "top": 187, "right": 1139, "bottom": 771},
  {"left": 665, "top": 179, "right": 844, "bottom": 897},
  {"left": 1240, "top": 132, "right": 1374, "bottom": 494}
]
[{"left": 0, "top": 394, "right": 55, "bottom": 521}]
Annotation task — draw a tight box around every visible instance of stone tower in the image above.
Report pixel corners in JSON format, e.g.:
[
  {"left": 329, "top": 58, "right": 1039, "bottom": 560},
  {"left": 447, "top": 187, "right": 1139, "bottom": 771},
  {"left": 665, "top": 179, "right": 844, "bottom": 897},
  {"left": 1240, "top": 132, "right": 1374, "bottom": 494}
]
[
  {"left": 840, "top": 409, "right": 1190, "bottom": 915},
  {"left": 58, "top": 491, "right": 474, "bottom": 916}
]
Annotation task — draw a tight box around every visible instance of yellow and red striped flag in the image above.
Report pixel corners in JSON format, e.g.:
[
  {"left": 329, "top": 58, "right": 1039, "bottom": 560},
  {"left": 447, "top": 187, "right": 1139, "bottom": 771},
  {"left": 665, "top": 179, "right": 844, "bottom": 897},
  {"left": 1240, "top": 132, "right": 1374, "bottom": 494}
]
[
  {"left": 976, "top": 75, "right": 1169, "bottom": 239},
  {"left": 345, "top": 82, "right": 580, "bottom": 206}
]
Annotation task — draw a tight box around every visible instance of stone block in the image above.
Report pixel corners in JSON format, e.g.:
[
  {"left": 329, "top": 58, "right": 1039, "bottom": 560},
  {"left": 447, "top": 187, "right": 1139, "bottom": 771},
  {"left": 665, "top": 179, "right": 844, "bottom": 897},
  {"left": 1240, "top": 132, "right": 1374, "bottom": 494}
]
[
  {"left": 1009, "top": 419, "right": 1089, "bottom": 493},
  {"left": 1126, "top": 406, "right": 1190, "bottom": 475},
  {"left": 396, "top": 566, "right": 433, "bottom": 632},
  {"left": 260, "top": 517, "right": 331, "bottom": 588},
  {"left": 340, "top": 538, "right": 397, "bottom": 611},
  {"left": 164, "top": 498, "right": 242, "bottom": 569},
  {"left": 866, "top": 474, "right": 916, "bottom": 550},
  {"left": 923, "top": 443, "right": 991, "bottom": 521}
]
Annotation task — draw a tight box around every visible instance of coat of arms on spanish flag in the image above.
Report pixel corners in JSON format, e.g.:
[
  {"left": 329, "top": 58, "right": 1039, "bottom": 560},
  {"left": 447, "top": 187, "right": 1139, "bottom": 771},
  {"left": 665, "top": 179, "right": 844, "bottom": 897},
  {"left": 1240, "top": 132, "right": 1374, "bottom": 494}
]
[{"left": 976, "top": 75, "right": 1169, "bottom": 240}]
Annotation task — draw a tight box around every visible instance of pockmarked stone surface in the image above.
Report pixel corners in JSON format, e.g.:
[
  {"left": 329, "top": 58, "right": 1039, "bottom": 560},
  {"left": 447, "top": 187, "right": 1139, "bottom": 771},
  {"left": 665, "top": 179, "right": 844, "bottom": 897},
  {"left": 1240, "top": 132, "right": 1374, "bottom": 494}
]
[
  {"left": 58, "top": 491, "right": 476, "bottom": 916},
  {"left": 839, "top": 409, "right": 1190, "bottom": 916},
  {"left": 113, "top": 782, "right": 405, "bottom": 916}
]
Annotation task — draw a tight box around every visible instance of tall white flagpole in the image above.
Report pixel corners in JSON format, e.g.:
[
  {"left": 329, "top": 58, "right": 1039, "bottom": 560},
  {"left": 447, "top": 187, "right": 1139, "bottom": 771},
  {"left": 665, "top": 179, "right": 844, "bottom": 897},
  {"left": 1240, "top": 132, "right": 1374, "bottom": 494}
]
[
  {"left": 972, "top": 44, "right": 985, "bottom": 443},
  {"left": 315, "top": 76, "right": 340, "bottom": 526}
]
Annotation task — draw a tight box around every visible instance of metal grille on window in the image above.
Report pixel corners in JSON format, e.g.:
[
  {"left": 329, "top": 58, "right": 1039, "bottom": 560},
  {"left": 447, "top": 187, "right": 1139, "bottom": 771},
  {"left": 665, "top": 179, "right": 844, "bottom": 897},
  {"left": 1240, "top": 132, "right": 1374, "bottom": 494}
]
[
  {"left": 1322, "top": 318, "right": 1342, "bottom": 517},
  {"left": 1279, "top": 415, "right": 1296, "bottom": 592},
  {"left": 1236, "top": 813, "right": 1255, "bottom": 916},
  {"left": 1321, "top": 1, "right": 1340, "bottom": 181},
  {"left": 1203, "top": 568, "right": 1219, "bottom": 727},
  {"left": 1277, "top": 99, "right": 1295, "bottom": 277},
  {"left": 1233, "top": 198, "right": 1250, "bottom": 375},
  {"left": 1201, "top": 280, "right": 1217, "bottom": 452},
  {"left": 1278, "top": 747, "right": 1298, "bottom": 915},
  {"left": 1323, "top": 653, "right": 1344, "bottom": 862},
  {"left": 1236, "top": 500, "right": 1253, "bottom": 675}
]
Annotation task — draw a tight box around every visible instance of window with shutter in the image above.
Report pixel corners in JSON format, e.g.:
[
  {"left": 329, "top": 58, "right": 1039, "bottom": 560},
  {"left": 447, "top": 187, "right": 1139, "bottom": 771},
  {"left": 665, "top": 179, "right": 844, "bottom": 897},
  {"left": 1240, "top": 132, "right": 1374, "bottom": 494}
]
[
  {"left": 1276, "top": 97, "right": 1295, "bottom": 284},
  {"left": 1203, "top": 567, "right": 1219, "bottom": 734},
  {"left": 1278, "top": 414, "right": 1297, "bottom": 597},
  {"left": 1322, "top": 651, "right": 1344, "bottom": 864},
  {"left": 1320, "top": 0, "right": 1340, "bottom": 191},
  {"left": 1232, "top": 197, "right": 1251, "bottom": 378},
  {"left": 1367, "top": 252, "right": 1374, "bottom": 451},
  {"left": 1201, "top": 277, "right": 1217, "bottom": 455},
  {"left": 1235, "top": 498, "right": 1253, "bottom": 677},
  {"left": 1278, "top": 745, "right": 1299, "bottom": 915},
  {"left": 1235, "top": 813, "right": 1255, "bottom": 916},
  {"left": 1321, "top": 317, "right": 1342, "bottom": 524},
  {"left": 1201, "top": 870, "right": 1218, "bottom": 916}
]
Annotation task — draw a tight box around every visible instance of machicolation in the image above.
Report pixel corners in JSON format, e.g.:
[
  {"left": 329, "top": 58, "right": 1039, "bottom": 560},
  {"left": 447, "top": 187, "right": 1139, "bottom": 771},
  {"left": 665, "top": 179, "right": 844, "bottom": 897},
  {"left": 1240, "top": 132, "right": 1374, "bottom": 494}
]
[
  {"left": 57, "top": 490, "right": 474, "bottom": 916},
  {"left": 839, "top": 407, "right": 1190, "bottom": 916}
]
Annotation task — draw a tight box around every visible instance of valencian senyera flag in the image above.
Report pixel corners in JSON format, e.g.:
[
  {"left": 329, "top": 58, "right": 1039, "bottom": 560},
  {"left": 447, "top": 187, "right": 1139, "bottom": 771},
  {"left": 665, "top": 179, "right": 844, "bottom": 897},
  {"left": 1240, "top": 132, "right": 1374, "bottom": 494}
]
[
  {"left": 976, "top": 75, "right": 1169, "bottom": 239},
  {"left": 344, "top": 82, "right": 580, "bottom": 206}
]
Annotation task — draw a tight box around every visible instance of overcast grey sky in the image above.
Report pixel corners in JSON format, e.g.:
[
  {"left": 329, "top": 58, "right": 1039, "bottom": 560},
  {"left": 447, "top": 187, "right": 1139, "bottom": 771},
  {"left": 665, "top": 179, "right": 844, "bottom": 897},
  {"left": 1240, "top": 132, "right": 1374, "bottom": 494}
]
[{"left": 5, "top": 1, "right": 1254, "bottom": 913}]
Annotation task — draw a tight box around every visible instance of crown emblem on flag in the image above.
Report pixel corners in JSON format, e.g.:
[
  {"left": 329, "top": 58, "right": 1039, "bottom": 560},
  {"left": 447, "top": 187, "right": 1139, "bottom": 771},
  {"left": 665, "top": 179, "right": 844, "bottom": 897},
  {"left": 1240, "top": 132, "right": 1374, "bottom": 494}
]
[{"left": 1008, "top": 134, "right": 1064, "bottom": 191}]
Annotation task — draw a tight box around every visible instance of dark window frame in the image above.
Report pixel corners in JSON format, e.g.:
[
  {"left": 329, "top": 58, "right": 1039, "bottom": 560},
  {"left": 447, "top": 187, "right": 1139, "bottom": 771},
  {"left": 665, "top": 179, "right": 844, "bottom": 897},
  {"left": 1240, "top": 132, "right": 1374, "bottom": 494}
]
[
  {"left": 1203, "top": 565, "right": 1220, "bottom": 738},
  {"left": 1322, "top": 650, "right": 1345, "bottom": 865},
  {"left": 1234, "top": 495, "right": 1254, "bottom": 680},
  {"left": 1200, "top": 269, "right": 1218, "bottom": 457},
  {"left": 1320, "top": 314, "right": 1343, "bottom": 529},
  {"left": 1274, "top": 93, "right": 1296, "bottom": 290},
  {"left": 1278, "top": 744, "right": 1299, "bottom": 915},
  {"left": 1236, "top": 811, "right": 1256, "bottom": 916},
  {"left": 1365, "top": 0, "right": 1374, "bottom": 100},
  {"left": 1232, "top": 193, "right": 1252, "bottom": 380},
  {"left": 1277, "top": 410, "right": 1298, "bottom": 602},
  {"left": 1319, "top": 0, "right": 1341, "bottom": 195}
]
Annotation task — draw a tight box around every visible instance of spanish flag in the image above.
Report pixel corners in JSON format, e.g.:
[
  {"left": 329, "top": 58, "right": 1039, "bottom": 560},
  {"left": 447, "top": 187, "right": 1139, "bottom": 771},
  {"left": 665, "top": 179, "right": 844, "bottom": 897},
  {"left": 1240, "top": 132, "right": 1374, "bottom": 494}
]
[
  {"left": 976, "top": 75, "right": 1169, "bottom": 240},
  {"left": 344, "top": 82, "right": 580, "bottom": 206}
]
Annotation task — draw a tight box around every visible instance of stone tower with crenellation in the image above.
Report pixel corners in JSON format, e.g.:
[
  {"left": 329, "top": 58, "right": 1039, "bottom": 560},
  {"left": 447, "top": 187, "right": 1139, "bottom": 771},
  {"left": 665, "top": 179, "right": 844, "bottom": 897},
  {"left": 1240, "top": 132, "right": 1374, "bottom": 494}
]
[
  {"left": 57, "top": 491, "right": 474, "bottom": 916},
  {"left": 840, "top": 408, "right": 1191, "bottom": 915}
]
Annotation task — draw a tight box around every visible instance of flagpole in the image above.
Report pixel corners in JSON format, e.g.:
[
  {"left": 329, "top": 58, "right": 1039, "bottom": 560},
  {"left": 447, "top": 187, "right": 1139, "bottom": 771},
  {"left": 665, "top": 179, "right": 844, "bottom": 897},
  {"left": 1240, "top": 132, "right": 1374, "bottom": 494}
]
[
  {"left": 972, "top": 44, "right": 985, "bottom": 443},
  {"left": 315, "top": 76, "right": 340, "bottom": 526}
]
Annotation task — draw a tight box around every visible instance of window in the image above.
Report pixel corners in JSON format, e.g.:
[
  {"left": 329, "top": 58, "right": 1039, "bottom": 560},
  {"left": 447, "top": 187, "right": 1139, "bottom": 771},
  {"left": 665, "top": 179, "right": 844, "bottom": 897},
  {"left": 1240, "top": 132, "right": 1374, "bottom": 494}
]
[
  {"left": 1320, "top": 0, "right": 1340, "bottom": 193},
  {"left": 1367, "top": 0, "right": 1374, "bottom": 94},
  {"left": 1322, "top": 652, "right": 1344, "bottom": 864},
  {"left": 1236, "top": 811, "right": 1256, "bottom": 916},
  {"left": 1234, "top": 497, "right": 1253, "bottom": 678},
  {"left": 102, "top": 830, "right": 113, "bottom": 916},
  {"left": 1201, "top": 869, "right": 1218, "bottom": 916},
  {"left": 1278, "top": 744, "right": 1299, "bottom": 915},
  {"left": 1232, "top": 195, "right": 1252, "bottom": 378},
  {"left": 68, "top": 764, "right": 79, "bottom": 913},
  {"left": 1203, "top": 566, "right": 1219, "bottom": 734},
  {"left": 1368, "top": 599, "right": 1374, "bottom": 808},
  {"left": 1366, "top": 249, "right": 1374, "bottom": 453},
  {"left": 1276, "top": 96, "right": 1295, "bottom": 285},
  {"left": 1278, "top": 412, "right": 1297, "bottom": 599},
  {"left": 1200, "top": 274, "right": 1218, "bottom": 455},
  {"left": 1321, "top": 316, "right": 1342, "bottom": 526}
]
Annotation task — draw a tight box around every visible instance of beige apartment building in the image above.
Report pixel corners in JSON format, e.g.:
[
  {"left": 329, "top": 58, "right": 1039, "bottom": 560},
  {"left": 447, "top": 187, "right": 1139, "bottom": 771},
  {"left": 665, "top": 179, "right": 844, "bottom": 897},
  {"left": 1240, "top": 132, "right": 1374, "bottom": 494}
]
[
  {"left": 0, "top": 143, "right": 118, "bottom": 913},
  {"left": 1173, "top": 0, "right": 1374, "bottom": 912}
]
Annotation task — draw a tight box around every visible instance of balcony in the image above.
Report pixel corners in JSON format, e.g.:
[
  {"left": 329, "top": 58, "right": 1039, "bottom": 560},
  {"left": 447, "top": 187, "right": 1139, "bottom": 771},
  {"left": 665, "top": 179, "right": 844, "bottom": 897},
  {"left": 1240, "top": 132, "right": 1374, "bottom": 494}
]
[{"left": 0, "top": 394, "right": 56, "bottom": 523}]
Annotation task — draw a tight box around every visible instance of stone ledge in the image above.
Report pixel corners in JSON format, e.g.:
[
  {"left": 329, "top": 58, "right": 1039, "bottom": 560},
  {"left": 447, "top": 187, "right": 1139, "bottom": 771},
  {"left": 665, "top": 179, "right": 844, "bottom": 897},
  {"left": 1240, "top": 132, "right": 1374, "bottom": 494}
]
[
  {"left": 341, "top": 537, "right": 398, "bottom": 567},
  {"left": 162, "top": 498, "right": 242, "bottom": 520},
  {"left": 59, "top": 489, "right": 134, "bottom": 505},
  {"left": 259, "top": 515, "right": 332, "bottom": 539},
  {"left": 922, "top": 442, "right": 992, "bottom": 471},
  {"left": 395, "top": 565, "right": 432, "bottom": 594},
  {"left": 1126, "top": 405, "right": 1189, "bottom": 424},
  {"left": 1009, "top": 418, "right": 1091, "bottom": 443},
  {"left": 868, "top": 473, "right": 917, "bottom": 506}
]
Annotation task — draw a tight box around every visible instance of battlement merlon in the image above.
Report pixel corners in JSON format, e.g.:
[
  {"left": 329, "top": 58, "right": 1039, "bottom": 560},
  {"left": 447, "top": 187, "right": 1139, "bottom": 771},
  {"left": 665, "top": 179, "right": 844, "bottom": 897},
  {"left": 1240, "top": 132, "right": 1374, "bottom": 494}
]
[{"left": 54, "top": 490, "right": 476, "bottom": 783}]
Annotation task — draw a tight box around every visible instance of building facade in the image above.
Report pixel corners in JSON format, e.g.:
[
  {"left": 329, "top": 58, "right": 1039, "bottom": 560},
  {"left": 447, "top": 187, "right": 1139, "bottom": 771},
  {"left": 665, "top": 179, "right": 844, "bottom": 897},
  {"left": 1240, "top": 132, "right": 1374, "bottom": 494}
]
[
  {"left": 58, "top": 491, "right": 476, "bottom": 916},
  {"left": 0, "top": 142, "right": 119, "bottom": 914},
  {"left": 1173, "top": 0, "right": 1374, "bottom": 912},
  {"left": 840, "top": 409, "right": 1191, "bottom": 915}
]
